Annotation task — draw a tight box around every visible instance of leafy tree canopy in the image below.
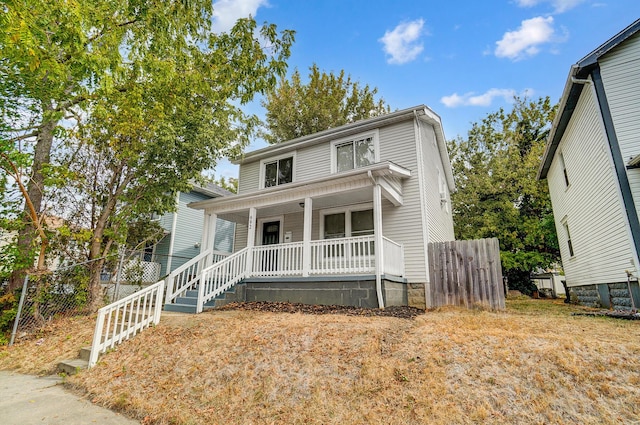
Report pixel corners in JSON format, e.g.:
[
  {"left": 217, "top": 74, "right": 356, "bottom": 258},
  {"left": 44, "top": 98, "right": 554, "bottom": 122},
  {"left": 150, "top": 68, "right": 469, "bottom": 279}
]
[
  {"left": 261, "top": 64, "right": 390, "bottom": 144},
  {"left": 448, "top": 97, "right": 560, "bottom": 294},
  {"left": 0, "top": 0, "right": 294, "bottom": 305}
]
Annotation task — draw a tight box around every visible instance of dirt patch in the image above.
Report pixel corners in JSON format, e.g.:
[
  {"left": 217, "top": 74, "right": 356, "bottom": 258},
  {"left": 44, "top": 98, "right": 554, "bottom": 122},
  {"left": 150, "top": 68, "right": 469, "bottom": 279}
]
[{"left": 216, "top": 301, "right": 425, "bottom": 319}]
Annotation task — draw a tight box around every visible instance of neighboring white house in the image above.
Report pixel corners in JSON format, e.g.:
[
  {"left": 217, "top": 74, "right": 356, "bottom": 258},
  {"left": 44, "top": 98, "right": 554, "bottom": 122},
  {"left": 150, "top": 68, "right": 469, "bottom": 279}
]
[
  {"left": 163, "top": 105, "right": 455, "bottom": 312},
  {"left": 538, "top": 19, "right": 640, "bottom": 310}
]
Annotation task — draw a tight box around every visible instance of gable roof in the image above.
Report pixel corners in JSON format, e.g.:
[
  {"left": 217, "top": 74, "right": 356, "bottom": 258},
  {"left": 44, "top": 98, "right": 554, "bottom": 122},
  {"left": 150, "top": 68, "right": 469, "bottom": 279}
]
[
  {"left": 233, "top": 104, "right": 455, "bottom": 191},
  {"left": 538, "top": 18, "right": 640, "bottom": 179}
]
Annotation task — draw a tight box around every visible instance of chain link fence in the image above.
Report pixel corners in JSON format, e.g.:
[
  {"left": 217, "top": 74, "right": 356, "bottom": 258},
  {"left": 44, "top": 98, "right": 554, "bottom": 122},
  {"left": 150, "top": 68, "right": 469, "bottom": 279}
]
[{"left": 5, "top": 250, "right": 190, "bottom": 345}]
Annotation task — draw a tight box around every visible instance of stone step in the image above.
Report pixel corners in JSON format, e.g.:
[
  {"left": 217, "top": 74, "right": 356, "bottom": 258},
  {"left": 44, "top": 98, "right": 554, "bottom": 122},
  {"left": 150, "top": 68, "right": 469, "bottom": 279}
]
[
  {"left": 57, "top": 346, "right": 95, "bottom": 375},
  {"left": 58, "top": 358, "right": 88, "bottom": 375},
  {"left": 79, "top": 347, "right": 91, "bottom": 362},
  {"left": 164, "top": 303, "right": 197, "bottom": 314}
]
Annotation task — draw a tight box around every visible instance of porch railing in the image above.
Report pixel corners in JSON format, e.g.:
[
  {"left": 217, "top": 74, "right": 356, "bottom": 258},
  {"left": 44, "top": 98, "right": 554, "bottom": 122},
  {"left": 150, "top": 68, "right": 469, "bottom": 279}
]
[
  {"left": 382, "top": 236, "right": 405, "bottom": 276},
  {"left": 164, "top": 235, "right": 404, "bottom": 313},
  {"left": 310, "top": 236, "right": 376, "bottom": 274},
  {"left": 164, "top": 249, "right": 229, "bottom": 305},
  {"left": 252, "top": 242, "right": 304, "bottom": 276},
  {"left": 89, "top": 279, "right": 164, "bottom": 368}
]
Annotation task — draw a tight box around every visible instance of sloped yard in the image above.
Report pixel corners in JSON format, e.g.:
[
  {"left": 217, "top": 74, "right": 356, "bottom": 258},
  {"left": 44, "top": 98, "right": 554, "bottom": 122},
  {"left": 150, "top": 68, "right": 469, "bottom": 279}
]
[{"left": 2, "top": 299, "right": 640, "bottom": 424}]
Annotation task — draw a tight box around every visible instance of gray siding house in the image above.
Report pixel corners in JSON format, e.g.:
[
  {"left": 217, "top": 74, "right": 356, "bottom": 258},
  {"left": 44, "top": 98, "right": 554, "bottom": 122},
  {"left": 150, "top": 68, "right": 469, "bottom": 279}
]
[
  {"left": 539, "top": 19, "right": 640, "bottom": 309},
  {"left": 154, "top": 184, "right": 235, "bottom": 276},
  {"left": 165, "top": 105, "right": 455, "bottom": 312}
]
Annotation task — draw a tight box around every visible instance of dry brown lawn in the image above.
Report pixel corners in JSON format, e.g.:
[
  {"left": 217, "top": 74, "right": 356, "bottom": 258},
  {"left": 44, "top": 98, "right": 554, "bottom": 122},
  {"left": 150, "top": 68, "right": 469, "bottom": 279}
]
[{"left": 2, "top": 299, "right": 640, "bottom": 424}]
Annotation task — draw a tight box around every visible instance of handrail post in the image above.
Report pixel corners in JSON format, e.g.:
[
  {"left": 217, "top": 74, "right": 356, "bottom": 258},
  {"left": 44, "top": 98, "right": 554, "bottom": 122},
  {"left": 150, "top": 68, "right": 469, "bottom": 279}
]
[
  {"left": 89, "top": 309, "right": 106, "bottom": 368},
  {"left": 196, "top": 268, "right": 206, "bottom": 314},
  {"left": 154, "top": 281, "right": 165, "bottom": 324},
  {"left": 164, "top": 272, "right": 175, "bottom": 305}
]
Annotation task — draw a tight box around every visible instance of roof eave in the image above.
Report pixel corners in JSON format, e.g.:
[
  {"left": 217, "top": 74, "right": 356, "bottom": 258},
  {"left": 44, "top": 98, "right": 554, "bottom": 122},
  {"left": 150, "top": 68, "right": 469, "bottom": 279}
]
[
  {"left": 231, "top": 105, "right": 430, "bottom": 165},
  {"left": 538, "top": 19, "right": 640, "bottom": 180}
]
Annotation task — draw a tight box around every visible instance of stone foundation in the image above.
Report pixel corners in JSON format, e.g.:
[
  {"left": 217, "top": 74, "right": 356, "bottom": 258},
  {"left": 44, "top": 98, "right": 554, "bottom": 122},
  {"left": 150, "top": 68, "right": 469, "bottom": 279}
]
[
  {"left": 243, "top": 276, "right": 408, "bottom": 309},
  {"left": 407, "top": 282, "right": 426, "bottom": 309},
  {"left": 570, "top": 281, "right": 640, "bottom": 310}
]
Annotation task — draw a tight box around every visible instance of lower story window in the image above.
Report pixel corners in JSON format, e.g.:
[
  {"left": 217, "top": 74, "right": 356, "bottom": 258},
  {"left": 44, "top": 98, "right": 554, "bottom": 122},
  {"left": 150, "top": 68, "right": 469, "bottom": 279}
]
[{"left": 323, "top": 208, "right": 373, "bottom": 239}]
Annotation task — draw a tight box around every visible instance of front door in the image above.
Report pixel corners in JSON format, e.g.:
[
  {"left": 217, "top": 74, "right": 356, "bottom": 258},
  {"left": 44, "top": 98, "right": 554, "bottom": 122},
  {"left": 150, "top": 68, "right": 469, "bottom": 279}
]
[
  {"left": 261, "top": 221, "right": 280, "bottom": 272},
  {"left": 262, "top": 221, "right": 280, "bottom": 245}
]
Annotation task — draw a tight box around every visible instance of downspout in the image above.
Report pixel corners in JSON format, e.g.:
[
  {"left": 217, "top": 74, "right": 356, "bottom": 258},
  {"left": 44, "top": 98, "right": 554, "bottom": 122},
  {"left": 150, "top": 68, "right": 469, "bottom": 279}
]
[
  {"left": 369, "top": 170, "right": 385, "bottom": 309},
  {"left": 590, "top": 66, "right": 640, "bottom": 305}
]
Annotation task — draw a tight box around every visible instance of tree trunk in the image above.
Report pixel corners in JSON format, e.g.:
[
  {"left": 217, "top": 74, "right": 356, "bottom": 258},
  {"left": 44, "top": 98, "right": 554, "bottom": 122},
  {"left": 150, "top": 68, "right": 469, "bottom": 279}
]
[{"left": 8, "top": 105, "right": 58, "bottom": 292}]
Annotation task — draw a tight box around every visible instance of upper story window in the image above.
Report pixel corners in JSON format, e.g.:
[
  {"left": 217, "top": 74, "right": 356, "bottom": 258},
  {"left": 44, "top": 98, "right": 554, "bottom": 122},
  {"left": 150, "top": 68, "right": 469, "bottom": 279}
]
[
  {"left": 260, "top": 153, "right": 295, "bottom": 188},
  {"left": 331, "top": 130, "right": 379, "bottom": 173}
]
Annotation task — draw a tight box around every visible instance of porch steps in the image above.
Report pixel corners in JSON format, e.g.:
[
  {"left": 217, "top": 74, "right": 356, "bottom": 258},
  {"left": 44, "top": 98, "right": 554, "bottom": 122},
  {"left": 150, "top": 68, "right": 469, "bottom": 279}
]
[
  {"left": 57, "top": 347, "right": 91, "bottom": 375},
  {"left": 164, "top": 285, "right": 244, "bottom": 314}
]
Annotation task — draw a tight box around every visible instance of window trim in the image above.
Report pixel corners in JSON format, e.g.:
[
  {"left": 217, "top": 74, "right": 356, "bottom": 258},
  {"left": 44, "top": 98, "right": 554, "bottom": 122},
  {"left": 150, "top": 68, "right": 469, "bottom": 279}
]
[
  {"left": 330, "top": 130, "right": 380, "bottom": 174},
  {"left": 259, "top": 151, "right": 296, "bottom": 189},
  {"left": 319, "top": 203, "right": 374, "bottom": 239}
]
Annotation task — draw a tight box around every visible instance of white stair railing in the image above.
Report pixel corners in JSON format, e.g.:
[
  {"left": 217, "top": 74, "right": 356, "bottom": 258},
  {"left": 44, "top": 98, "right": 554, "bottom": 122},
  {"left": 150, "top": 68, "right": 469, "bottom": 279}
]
[
  {"left": 197, "top": 247, "right": 249, "bottom": 313},
  {"left": 89, "top": 279, "right": 164, "bottom": 368},
  {"left": 164, "top": 249, "right": 230, "bottom": 305}
]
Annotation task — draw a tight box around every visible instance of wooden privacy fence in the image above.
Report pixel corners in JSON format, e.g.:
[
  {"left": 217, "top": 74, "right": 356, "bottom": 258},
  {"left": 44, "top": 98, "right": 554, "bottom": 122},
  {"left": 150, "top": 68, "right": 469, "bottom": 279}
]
[{"left": 428, "top": 238, "right": 505, "bottom": 310}]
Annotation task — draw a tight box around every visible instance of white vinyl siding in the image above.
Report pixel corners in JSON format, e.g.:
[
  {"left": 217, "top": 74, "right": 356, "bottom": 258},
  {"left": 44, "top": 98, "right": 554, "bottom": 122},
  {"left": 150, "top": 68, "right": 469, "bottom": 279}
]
[
  {"left": 377, "top": 121, "right": 428, "bottom": 281},
  {"left": 238, "top": 161, "right": 260, "bottom": 194},
  {"left": 295, "top": 142, "right": 331, "bottom": 183},
  {"left": 419, "top": 120, "right": 455, "bottom": 243},
  {"left": 547, "top": 85, "right": 636, "bottom": 286},
  {"left": 599, "top": 31, "right": 640, "bottom": 224}
]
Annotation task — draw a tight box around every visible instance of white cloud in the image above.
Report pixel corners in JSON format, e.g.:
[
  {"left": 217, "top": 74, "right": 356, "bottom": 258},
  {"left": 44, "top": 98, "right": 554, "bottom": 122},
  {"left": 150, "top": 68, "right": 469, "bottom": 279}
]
[
  {"left": 514, "top": 0, "right": 585, "bottom": 13},
  {"left": 495, "top": 16, "right": 555, "bottom": 60},
  {"left": 379, "top": 19, "right": 426, "bottom": 65},
  {"left": 212, "top": 0, "right": 269, "bottom": 33},
  {"left": 440, "top": 88, "right": 522, "bottom": 108}
]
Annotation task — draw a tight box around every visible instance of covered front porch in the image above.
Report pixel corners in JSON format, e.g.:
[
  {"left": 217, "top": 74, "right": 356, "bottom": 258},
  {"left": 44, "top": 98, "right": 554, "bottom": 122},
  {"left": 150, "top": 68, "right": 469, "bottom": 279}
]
[{"left": 165, "top": 162, "right": 411, "bottom": 312}]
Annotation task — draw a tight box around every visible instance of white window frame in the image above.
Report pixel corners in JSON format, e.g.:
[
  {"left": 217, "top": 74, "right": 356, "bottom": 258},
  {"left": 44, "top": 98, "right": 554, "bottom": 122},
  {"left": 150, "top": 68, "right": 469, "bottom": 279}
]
[
  {"left": 259, "top": 151, "right": 297, "bottom": 189},
  {"left": 330, "top": 130, "right": 380, "bottom": 173},
  {"left": 319, "top": 203, "right": 374, "bottom": 239}
]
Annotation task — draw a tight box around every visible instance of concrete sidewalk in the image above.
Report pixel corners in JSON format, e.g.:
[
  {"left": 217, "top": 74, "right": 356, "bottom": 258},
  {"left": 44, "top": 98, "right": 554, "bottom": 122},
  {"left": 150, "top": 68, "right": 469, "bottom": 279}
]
[{"left": 0, "top": 371, "right": 139, "bottom": 424}]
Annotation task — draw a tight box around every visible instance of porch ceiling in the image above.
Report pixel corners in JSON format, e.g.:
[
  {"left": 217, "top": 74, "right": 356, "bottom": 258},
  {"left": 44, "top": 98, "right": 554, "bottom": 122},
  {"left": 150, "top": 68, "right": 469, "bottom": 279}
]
[{"left": 188, "top": 161, "right": 410, "bottom": 223}]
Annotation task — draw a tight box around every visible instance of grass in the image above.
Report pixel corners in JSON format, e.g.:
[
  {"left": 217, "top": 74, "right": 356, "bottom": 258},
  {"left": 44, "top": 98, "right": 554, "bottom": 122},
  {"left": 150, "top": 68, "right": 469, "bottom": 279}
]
[{"left": 2, "top": 299, "right": 640, "bottom": 424}]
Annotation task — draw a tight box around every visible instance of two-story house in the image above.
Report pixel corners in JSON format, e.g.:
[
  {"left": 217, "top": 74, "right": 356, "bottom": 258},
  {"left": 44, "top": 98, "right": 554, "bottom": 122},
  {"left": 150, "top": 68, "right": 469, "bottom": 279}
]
[
  {"left": 164, "top": 105, "right": 455, "bottom": 313},
  {"left": 538, "top": 19, "right": 640, "bottom": 309}
]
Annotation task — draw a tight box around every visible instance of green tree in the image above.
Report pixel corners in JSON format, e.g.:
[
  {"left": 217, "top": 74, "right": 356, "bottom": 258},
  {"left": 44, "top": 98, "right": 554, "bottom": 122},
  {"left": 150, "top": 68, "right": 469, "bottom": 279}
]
[
  {"left": 262, "top": 64, "right": 390, "bottom": 144},
  {"left": 1, "top": 1, "right": 294, "bottom": 302},
  {"left": 210, "top": 176, "right": 238, "bottom": 194},
  {"left": 448, "top": 97, "right": 560, "bottom": 294}
]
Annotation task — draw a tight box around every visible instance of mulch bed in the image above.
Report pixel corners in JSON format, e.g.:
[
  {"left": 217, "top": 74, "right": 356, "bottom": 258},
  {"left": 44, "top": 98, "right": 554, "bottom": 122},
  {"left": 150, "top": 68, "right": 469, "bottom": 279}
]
[{"left": 216, "top": 301, "right": 425, "bottom": 319}]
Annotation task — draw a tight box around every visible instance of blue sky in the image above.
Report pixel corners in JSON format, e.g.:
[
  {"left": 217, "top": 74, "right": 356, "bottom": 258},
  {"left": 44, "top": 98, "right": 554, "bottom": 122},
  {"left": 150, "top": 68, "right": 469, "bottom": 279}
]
[{"left": 211, "top": 0, "right": 640, "bottom": 179}]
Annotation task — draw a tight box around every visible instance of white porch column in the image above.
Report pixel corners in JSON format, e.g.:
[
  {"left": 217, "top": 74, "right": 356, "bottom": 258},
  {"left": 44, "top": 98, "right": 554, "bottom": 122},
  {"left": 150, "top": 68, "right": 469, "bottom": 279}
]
[
  {"left": 246, "top": 207, "right": 257, "bottom": 275},
  {"left": 302, "top": 197, "right": 312, "bottom": 276},
  {"left": 373, "top": 184, "right": 385, "bottom": 309},
  {"left": 206, "top": 213, "right": 217, "bottom": 252}
]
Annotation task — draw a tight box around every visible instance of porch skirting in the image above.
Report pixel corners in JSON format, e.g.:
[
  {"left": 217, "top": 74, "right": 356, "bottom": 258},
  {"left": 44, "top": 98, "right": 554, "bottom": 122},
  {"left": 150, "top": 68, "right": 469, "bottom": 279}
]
[{"left": 241, "top": 275, "right": 408, "bottom": 309}]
